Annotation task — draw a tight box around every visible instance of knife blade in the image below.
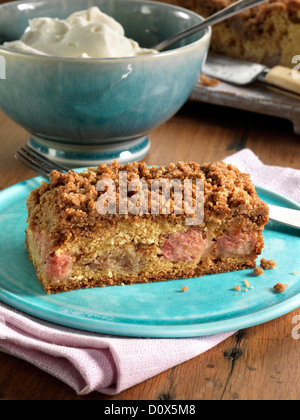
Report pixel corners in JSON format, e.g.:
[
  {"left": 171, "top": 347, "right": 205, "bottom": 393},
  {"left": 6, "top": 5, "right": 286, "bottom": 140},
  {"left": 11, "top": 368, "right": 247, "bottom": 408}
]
[{"left": 203, "top": 53, "right": 300, "bottom": 99}]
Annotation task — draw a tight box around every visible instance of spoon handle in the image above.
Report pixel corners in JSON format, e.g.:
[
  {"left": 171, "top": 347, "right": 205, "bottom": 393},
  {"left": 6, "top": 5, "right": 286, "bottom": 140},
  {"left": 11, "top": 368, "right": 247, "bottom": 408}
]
[{"left": 152, "top": 0, "right": 269, "bottom": 52}]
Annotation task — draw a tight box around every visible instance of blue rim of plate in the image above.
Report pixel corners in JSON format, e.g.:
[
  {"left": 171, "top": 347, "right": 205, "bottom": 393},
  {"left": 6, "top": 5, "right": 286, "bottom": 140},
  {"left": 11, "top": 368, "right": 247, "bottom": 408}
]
[{"left": 0, "top": 176, "right": 299, "bottom": 338}]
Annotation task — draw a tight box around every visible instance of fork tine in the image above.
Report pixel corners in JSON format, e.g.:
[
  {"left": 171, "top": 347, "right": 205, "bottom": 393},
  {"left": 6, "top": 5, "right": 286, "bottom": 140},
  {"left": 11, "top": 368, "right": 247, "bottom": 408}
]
[
  {"left": 20, "top": 146, "right": 58, "bottom": 175},
  {"left": 15, "top": 150, "right": 51, "bottom": 181},
  {"left": 24, "top": 145, "right": 69, "bottom": 173}
]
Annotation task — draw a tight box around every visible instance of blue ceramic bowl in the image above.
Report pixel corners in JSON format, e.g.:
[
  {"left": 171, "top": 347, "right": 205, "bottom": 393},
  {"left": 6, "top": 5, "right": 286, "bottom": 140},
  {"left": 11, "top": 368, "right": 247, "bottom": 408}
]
[{"left": 0, "top": 0, "right": 211, "bottom": 165}]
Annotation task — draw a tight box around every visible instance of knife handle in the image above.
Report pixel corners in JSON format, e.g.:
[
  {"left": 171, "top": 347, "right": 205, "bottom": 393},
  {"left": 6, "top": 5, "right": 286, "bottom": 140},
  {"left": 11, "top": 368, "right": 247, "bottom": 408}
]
[{"left": 265, "top": 66, "right": 300, "bottom": 98}]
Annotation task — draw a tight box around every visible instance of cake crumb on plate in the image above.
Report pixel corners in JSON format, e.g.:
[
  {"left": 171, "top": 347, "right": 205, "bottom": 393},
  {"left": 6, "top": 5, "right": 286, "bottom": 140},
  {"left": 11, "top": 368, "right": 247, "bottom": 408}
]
[
  {"left": 273, "top": 282, "right": 288, "bottom": 293},
  {"left": 254, "top": 267, "right": 264, "bottom": 276},
  {"left": 244, "top": 279, "right": 250, "bottom": 288},
  {"left": 199, "top": 74, "right": 220, "bottom": 87},
  {"left": 260, "top": 258, "right": 277, "bottom": 269}
]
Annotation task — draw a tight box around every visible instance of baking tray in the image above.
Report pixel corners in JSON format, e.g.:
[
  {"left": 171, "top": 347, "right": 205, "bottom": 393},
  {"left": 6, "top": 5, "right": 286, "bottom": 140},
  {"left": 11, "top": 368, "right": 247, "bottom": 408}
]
[{"left": 190, "top": 77, "right": 300, "bottom": 135}]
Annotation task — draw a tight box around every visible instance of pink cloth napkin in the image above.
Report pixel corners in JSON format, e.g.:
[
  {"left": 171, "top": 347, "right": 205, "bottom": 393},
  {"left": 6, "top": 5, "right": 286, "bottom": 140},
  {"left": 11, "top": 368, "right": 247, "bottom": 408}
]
[{"left": 0, "top": 148, "right": 299, "bottom": 396}]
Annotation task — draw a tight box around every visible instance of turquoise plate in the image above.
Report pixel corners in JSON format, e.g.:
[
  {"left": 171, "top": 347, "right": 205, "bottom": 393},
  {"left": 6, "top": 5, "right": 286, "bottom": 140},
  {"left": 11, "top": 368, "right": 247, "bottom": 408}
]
[{"left": 0, "top": 177, "right": 299, "bottom": 337}]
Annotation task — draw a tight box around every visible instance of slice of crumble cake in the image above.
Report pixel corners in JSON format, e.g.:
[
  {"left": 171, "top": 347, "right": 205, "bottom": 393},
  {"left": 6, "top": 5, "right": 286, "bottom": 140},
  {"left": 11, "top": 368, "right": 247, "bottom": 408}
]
[{"left": 25, "top": 160, "right": 269, "bottom": 294}]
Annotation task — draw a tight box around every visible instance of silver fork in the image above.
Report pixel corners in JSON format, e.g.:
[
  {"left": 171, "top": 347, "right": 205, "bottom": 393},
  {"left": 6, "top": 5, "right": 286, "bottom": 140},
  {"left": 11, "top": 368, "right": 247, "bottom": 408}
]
[
  {"left": 15, "top": 145, "right": 69, "bottom": 180},
  {"left": 15, "top": 146, "right": 300, "bottom": 228}
]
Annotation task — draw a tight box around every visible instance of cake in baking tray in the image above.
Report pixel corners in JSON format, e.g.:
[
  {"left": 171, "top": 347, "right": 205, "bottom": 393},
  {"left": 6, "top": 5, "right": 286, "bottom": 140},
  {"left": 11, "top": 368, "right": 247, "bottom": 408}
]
[
  {"left": 159, "top": 0, "right": 300, "bottom": 67},
  {"left": 26, "top": 160, "right": 269, "bottom": 294}
]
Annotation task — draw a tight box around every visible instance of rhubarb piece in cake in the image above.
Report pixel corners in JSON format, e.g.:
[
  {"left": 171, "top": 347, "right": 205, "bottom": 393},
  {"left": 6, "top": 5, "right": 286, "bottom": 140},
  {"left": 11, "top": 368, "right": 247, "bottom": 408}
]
[{"left": 25, "top": 160, "right": 269, "bottom": 294}]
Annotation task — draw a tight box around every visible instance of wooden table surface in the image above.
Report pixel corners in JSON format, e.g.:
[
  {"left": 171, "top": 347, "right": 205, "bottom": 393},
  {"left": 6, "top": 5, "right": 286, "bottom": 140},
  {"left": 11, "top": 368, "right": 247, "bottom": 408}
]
[{"left": 0, "top": 98, "right": 299, "bottom": 400}]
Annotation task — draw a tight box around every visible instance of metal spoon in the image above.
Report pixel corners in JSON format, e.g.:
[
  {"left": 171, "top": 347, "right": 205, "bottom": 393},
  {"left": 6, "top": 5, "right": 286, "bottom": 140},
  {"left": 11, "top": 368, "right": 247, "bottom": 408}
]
[{"left": 152, "top": 0, "right": 269, "bottom": 52}]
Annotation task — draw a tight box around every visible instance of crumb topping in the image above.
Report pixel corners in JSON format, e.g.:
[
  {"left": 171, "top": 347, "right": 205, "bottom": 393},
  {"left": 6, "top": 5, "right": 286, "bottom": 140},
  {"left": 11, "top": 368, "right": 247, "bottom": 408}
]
[{"left": 26, "top": 160, "right": 269, "bottom": 245}]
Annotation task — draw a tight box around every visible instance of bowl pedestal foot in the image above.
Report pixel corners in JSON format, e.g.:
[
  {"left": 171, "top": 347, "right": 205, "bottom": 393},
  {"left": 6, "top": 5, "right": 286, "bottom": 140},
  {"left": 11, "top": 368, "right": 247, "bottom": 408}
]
[{"left": 27, "top": 135, "right": 151, "bottom": 168}]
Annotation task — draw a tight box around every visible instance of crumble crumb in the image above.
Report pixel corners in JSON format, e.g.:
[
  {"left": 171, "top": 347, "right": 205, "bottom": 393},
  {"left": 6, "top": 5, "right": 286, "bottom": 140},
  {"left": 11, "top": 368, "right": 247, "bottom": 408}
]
[
  {"left": 293, "top": 271, "right": 297, "bottom": 275},
  {"left": 260, "top": 258, "right": 277, "bottom": 270},
  {"left": 254, "top": 267, "right": 264, "bottom": 276},
  {"left": 181, "top": 286, "right": 188, "bottom": 292},
  {"left": 234, "top": 285, "right": 241, "bottom": 291},
  {"left": 244, "top": 279, "right": 250, "bottom": 288},
  {"left": 273, "top": 282, "right": 288, "bottom": 294},
  {"left": 200, "top": 74, "right": 220, "bottom": 87}
]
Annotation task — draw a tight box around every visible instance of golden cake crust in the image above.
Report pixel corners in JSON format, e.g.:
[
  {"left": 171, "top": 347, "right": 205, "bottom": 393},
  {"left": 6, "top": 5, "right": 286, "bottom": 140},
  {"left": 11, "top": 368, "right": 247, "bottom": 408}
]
[
  {"left": 158, "top": 0, "right": 300, "bottom": 67},
  {"left": 194, "top": 0, "right": 300, "bottom": 34},
  {"left": 184, "top": 0, "right": 300, "bottom": 16},
  {"left": 165, "top": 0, "right": 300, "bottom": 24}
]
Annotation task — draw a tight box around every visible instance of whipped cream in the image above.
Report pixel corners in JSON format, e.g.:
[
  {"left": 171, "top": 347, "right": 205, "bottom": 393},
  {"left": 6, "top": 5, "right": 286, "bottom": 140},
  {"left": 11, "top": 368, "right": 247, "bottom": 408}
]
[{"left": 3, "top": 7, "right": 157, "bottom": 58}]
